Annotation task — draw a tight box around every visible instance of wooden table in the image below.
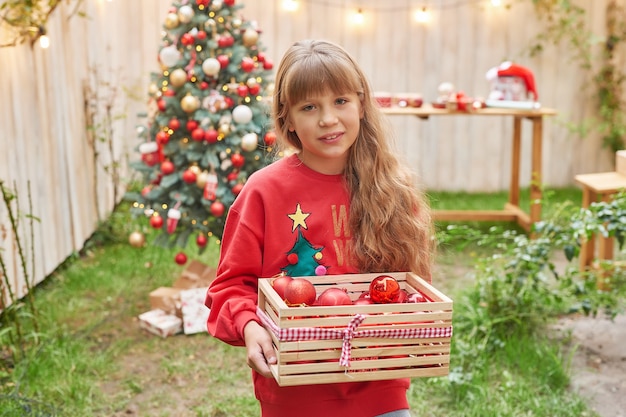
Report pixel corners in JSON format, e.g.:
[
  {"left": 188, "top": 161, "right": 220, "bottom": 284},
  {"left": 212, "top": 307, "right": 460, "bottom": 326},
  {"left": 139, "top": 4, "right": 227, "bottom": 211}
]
[{"left": 381, "top": 105, "right": 557, "bottom": 232}]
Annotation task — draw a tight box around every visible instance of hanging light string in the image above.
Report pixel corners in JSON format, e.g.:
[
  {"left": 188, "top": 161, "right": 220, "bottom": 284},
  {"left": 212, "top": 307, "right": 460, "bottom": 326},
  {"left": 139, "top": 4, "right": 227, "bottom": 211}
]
[{"left": 282, "top": 0, "right": 507, "bottom": 13}]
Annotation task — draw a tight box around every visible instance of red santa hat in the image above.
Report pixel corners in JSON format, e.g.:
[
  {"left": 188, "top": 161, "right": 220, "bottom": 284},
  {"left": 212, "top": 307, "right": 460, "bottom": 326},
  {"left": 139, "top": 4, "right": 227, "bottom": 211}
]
[{"left": 486, "top": 61, "right": 538, "bottom": 100}]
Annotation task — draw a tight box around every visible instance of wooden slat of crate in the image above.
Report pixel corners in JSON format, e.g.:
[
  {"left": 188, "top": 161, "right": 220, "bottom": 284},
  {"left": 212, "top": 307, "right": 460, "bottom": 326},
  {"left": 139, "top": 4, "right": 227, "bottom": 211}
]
[{"left": 258, "top": 272, "right": 453, "bottom": 386}]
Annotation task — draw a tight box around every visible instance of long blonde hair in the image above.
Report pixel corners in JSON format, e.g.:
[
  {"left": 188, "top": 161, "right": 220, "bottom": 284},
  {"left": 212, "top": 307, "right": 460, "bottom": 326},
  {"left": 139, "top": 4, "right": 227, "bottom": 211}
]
[{"left": 272, "top": 40, "right": 433, "bottom": 279}]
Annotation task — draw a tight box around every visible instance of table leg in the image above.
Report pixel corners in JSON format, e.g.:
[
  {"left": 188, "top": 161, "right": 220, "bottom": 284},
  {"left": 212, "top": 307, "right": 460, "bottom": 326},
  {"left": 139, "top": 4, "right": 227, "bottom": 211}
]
[
  {"left": 530, "top": 117, "right": 543, "bottom": 226},
  {"left": 598, "top": 193, "right": 614, "bottom": 262},
  {"left": 509, "top": 117, "right": 522, "bottom": 207}
]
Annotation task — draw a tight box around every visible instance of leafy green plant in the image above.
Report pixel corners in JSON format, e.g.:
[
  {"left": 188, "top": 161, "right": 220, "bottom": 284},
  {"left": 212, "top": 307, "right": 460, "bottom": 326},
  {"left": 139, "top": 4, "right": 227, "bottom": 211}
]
[{"left": 528, "top": 0, "right": 626, "bottom": 153}]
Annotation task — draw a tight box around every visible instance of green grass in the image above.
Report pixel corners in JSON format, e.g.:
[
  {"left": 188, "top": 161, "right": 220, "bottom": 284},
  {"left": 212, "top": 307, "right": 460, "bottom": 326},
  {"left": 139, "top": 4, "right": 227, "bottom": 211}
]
[{"left": 0, "top": 187, "right": 612, "bottom": 417}]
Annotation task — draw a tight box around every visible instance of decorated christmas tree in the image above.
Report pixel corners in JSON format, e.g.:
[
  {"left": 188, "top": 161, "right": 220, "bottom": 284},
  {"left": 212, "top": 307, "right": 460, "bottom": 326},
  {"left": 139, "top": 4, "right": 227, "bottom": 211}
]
[{"left": 127, "top": 0, "right": 276, "bottom": 261}]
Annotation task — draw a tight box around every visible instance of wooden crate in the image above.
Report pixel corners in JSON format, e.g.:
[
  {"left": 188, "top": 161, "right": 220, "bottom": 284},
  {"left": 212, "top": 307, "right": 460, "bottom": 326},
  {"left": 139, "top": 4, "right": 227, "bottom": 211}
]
[{"left": 257, "top": 272, "right": 453, "bottom": 387}]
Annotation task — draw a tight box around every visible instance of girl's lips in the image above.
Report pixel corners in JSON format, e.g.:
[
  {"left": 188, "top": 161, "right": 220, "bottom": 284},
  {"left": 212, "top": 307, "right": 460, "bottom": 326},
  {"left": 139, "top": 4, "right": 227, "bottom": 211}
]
[{"left": 319, "top": 132, "right": 343, "bottom": 143}]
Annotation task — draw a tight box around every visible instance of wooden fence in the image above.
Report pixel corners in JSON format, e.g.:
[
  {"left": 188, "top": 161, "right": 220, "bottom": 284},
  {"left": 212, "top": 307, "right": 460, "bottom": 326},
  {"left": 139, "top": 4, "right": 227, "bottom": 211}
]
[{"left": 0, "top": 0, "right": 620, "bottom": 308}]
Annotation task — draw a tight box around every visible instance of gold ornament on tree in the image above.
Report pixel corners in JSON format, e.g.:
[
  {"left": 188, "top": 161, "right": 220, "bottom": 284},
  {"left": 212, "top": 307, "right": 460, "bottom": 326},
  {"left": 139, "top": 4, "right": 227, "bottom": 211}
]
[
  {"left": 242, "top": 28, "right": 259, "bottom": 47},
  {"left": 181, "top": 94, "right": 200, "bottom": 113},
  {"left": 129, "top": 231, "right": 146, "bottom": 248},
  {"left": 169, "top": 68, "right": 188, "bottom": 88},
  {"left": 164, "top": 12, "right": 180, "bottom": 29}
]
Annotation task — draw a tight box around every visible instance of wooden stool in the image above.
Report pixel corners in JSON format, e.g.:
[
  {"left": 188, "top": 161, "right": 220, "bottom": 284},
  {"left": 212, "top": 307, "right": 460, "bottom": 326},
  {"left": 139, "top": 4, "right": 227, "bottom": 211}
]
[{"left": 574, "top": 171, "right": 626, "bottom": 270}]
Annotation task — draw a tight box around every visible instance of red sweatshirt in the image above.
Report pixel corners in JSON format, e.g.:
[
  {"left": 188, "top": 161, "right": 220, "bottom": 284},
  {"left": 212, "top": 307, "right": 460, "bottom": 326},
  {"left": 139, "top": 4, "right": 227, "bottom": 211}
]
[{"left": 206, "top": 154, "right": 410, "bottom": 417}]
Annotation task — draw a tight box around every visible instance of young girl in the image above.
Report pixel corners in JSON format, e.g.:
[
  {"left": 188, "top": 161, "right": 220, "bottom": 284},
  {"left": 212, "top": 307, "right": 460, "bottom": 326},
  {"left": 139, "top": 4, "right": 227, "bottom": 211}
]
[{"left": 206, "top": 39, "right": 433, "bottom": 417}]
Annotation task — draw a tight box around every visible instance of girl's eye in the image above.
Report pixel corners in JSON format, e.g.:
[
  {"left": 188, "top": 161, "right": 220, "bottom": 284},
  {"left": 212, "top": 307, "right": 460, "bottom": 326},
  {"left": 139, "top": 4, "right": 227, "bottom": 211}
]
[
  {"left": 302, "top": 104, "right": 315, "bottom": 111},
  {"left": 335, "top": 98, "right": 347, "bottom": 105}
]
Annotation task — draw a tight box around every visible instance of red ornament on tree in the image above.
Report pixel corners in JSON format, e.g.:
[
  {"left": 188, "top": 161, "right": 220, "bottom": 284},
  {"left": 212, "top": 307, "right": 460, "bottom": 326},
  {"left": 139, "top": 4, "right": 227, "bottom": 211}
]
[
  {"left": 210, "top": 201, "right": 225, "bottom": 217},
  {"left": 157, "top": 99, "right": 167, "bottom": 111},
  {"left": 168, "top": 118, "right": 181, "bottom": 130},
  {"left": 196, "top": 233, "right": 208, "bottom": 247},
  {"left": 156, "top": 131, "right": 170, "bottom": 145},
  {"left": 241, "top": 57, "right": 255, "bottom": 73},
  {"left": 264, "top": 131, "right": 276, "bottom": 146},
  {"left": 161, "top": 160, "right": 175, "bottom": 175},
  {"left": 369, "top": 275, "right": 401, "bottom": 304},
  {"left": 231, "top": 153, "right": 245, "bottom": 168},
  {"left": 150, "top": 214, "right": 164, "bottom": 229},
  {"left": 217, "top": 54, "right": 229, "bottom": 68},
  {"left": 231, "top": 183, "right": 243, "bottom": 195},
  {"left": 186, "top": 119, "right": 199, "bottom": 132},
  {"left": 205, "top": 128, "right": 218, "bottom": 143},
  {"left": 175, "top": 252, "right": 188, "bottom": 265},
  {"left": 224, "top": 0, "right": 235, "bottom": 6},
  {"left": 191, "top": 128, "right": 205, "bottom": 141},
  {"left": 182, "top": 169, "right": 197, "bottom": 184}
]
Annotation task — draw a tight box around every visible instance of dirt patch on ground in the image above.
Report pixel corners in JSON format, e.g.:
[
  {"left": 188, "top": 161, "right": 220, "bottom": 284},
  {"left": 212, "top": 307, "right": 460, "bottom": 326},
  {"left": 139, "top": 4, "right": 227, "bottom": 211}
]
[{"left": 553, "top": 313, "right": 626, "bottom": 417}]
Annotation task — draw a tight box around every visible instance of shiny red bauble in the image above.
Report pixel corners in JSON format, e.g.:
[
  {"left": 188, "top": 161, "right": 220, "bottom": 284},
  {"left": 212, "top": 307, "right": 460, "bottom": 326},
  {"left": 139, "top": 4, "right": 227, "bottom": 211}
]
[
  {"left": 196, "top": 233, "right": 208, "bottom": 247},
  {"left": 186, "top": 119, "right": 199, "bottom": 132},
  {"left": 316, "top": 288, "right": 352, "bottom": 306},
  {"left": 161, "top": 160, "right": 175, "bottom": 175},
  {"left": 231, "top": 153, "right": 245, "bottom": 167},
  {"left": 217, "top": 54, "right": 230, "bottom": 68},
  {"left": 191, "top": 128, "right": 205, "bottom": 141},
  {"left": 149, "top": 214, "right": 163, "bottom": 229},
  {"left": 284, "top": 278, "right": 316, "bottom": 306},
  {"left": 231, "top": 183, "right": 243, "bottom": 196},
  {"left": 408, "top": 291, "right": 428, "bottom": 303},
  {"left": 271, "top": 275, "right": 294, "bottom": 300},
  {"left": 210, "top": 201, "right": 225, "bottom": 217},
  {"left": 369, "top": 275, "right": 401, "bottom": 304},
  {"left": 174, "top": 252, "right": 188, "bottom": 265},
  {"left": 264, "top": 131, "right": 276, "bottom": 146},
  {"left": 182, "top": 169, "right": 197, "bottom": 184},
  {"left": 168, "top": 118, "right": 180, "bottom": 130},
  {"left": 205, "top": 128, "right": 218, "bottom": 143}
]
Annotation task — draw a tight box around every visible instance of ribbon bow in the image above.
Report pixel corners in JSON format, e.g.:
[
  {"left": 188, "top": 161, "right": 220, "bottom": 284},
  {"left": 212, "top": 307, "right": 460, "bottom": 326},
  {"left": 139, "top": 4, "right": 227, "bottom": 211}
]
[{"left": 340, "top": 314, "right": 365, "bottom": 367}]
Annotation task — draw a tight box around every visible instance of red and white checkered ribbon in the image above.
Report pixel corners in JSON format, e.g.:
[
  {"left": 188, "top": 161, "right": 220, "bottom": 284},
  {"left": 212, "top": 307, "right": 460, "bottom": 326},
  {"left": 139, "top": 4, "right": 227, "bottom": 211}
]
[{"left": 256, "top": 307, "right": 453, "bottom": 367}]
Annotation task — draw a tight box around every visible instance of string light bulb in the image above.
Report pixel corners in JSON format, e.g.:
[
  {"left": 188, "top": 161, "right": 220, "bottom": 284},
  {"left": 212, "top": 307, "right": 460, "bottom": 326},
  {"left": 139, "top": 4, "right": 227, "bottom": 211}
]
[
  {"left": 39, "top": 33, "right": 50, "bottom": 48},
  {"left": 282, "top": 0, "right": 298, "bottom": 12},
  {"left": 414, "top": 6, "right": 431, "bottom": 23},
  {"left": 352, "top": 8, "right": 364, "bottom": 25}
]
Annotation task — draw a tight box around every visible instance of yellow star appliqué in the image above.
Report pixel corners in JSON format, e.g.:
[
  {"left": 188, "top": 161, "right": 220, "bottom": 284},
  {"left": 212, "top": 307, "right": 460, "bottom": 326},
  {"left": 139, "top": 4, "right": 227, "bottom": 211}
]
[{"left": 288, "top": 203, "right": 310, "bottom": 232}]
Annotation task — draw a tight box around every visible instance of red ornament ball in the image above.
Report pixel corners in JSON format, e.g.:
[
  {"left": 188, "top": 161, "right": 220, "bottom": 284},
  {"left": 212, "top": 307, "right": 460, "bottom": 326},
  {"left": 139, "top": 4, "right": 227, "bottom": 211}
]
[
  {"left": 231, "top": 153, "right": 245, "bottom": 168},
  {"left": 182, "top": 169, "right": 197, "bottom": 184},
  {"left": 224, "top": 0, "right": 235, "bottom": 6},
  {"left": 174, "top": 252, "right": 188, "bottom": 265},
  {"left": 181, "top": 33, "right": 195, "bottom": 46},
  {"left": 168, "top": 118, "right": 180, "bottom": 130},
  {"left": 196, "top": 233, "right": 208, "bottom": 247},
  {"left": 217, "top": 54, "right": 230, "bottom": 68},
  {"left": 157, "top": 99, "right": 166, "bottom": 112},
  {"left": 155, "top": 131, "right": 170, "bottom": 145},
  {"left": 186, "top": 119, "right": 199, "bottom": 132},
  {"left": 150, "top": 214, "right": 164, "bottom": 229},
  {"left": 237, "top": 85, "right": 249, "bottom": 97},
  {"left": 205, "top": 128, "right": 218, "bottom": 143},
  {"left": 161, "top": 160, "right": 175, "bottom": 175},
  {"left": 369, "top": 275, "right": 401, "bottom": 304},
  {"left": 241, "top": 57, "right": 255, "bottom": 73},
  {"left": 196, "top": 31, "right": 207, "bottom": 41},
  {"left": 191, "top": 127, "right": 205, "bottom": 141},
  {"left": 210, "top": 201, "right": 225, "bottom": 217},
  {"left": 264, "top": 131, "right": 276, "bottom": 146},
  {"left": 231, "top": 183, "right": 243, "bottom": 195},
  {"left": 284, "top": 278, "right": 317, "bottom": 306},
  {"left": 271, "top": 275, "right": 294, "bottom": 300}
]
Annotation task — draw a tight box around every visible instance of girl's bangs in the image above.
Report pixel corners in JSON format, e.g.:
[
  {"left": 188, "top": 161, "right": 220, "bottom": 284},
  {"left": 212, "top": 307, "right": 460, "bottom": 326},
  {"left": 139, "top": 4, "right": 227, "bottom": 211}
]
[{"left": 285, "top": 56, "right": 362, "bottom": 105}]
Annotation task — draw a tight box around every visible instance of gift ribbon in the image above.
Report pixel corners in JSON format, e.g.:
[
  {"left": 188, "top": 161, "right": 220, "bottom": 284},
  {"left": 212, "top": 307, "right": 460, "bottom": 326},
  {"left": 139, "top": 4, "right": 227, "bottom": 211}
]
[{"left": 256, "top": 307, "right": 452, "bottom": 367}]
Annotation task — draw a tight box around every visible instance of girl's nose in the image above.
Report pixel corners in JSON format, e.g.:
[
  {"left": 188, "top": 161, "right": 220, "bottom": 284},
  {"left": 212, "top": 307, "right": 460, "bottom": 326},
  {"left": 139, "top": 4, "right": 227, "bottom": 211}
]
[{"left": 319, "top": 109, "right": 338, "bottom": 127}]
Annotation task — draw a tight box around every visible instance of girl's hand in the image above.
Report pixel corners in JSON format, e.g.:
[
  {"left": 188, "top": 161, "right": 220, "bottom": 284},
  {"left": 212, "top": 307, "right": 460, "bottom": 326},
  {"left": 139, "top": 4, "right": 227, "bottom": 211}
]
[{"left": 243, "top": 321, "right": 277, "bottom": 378}]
